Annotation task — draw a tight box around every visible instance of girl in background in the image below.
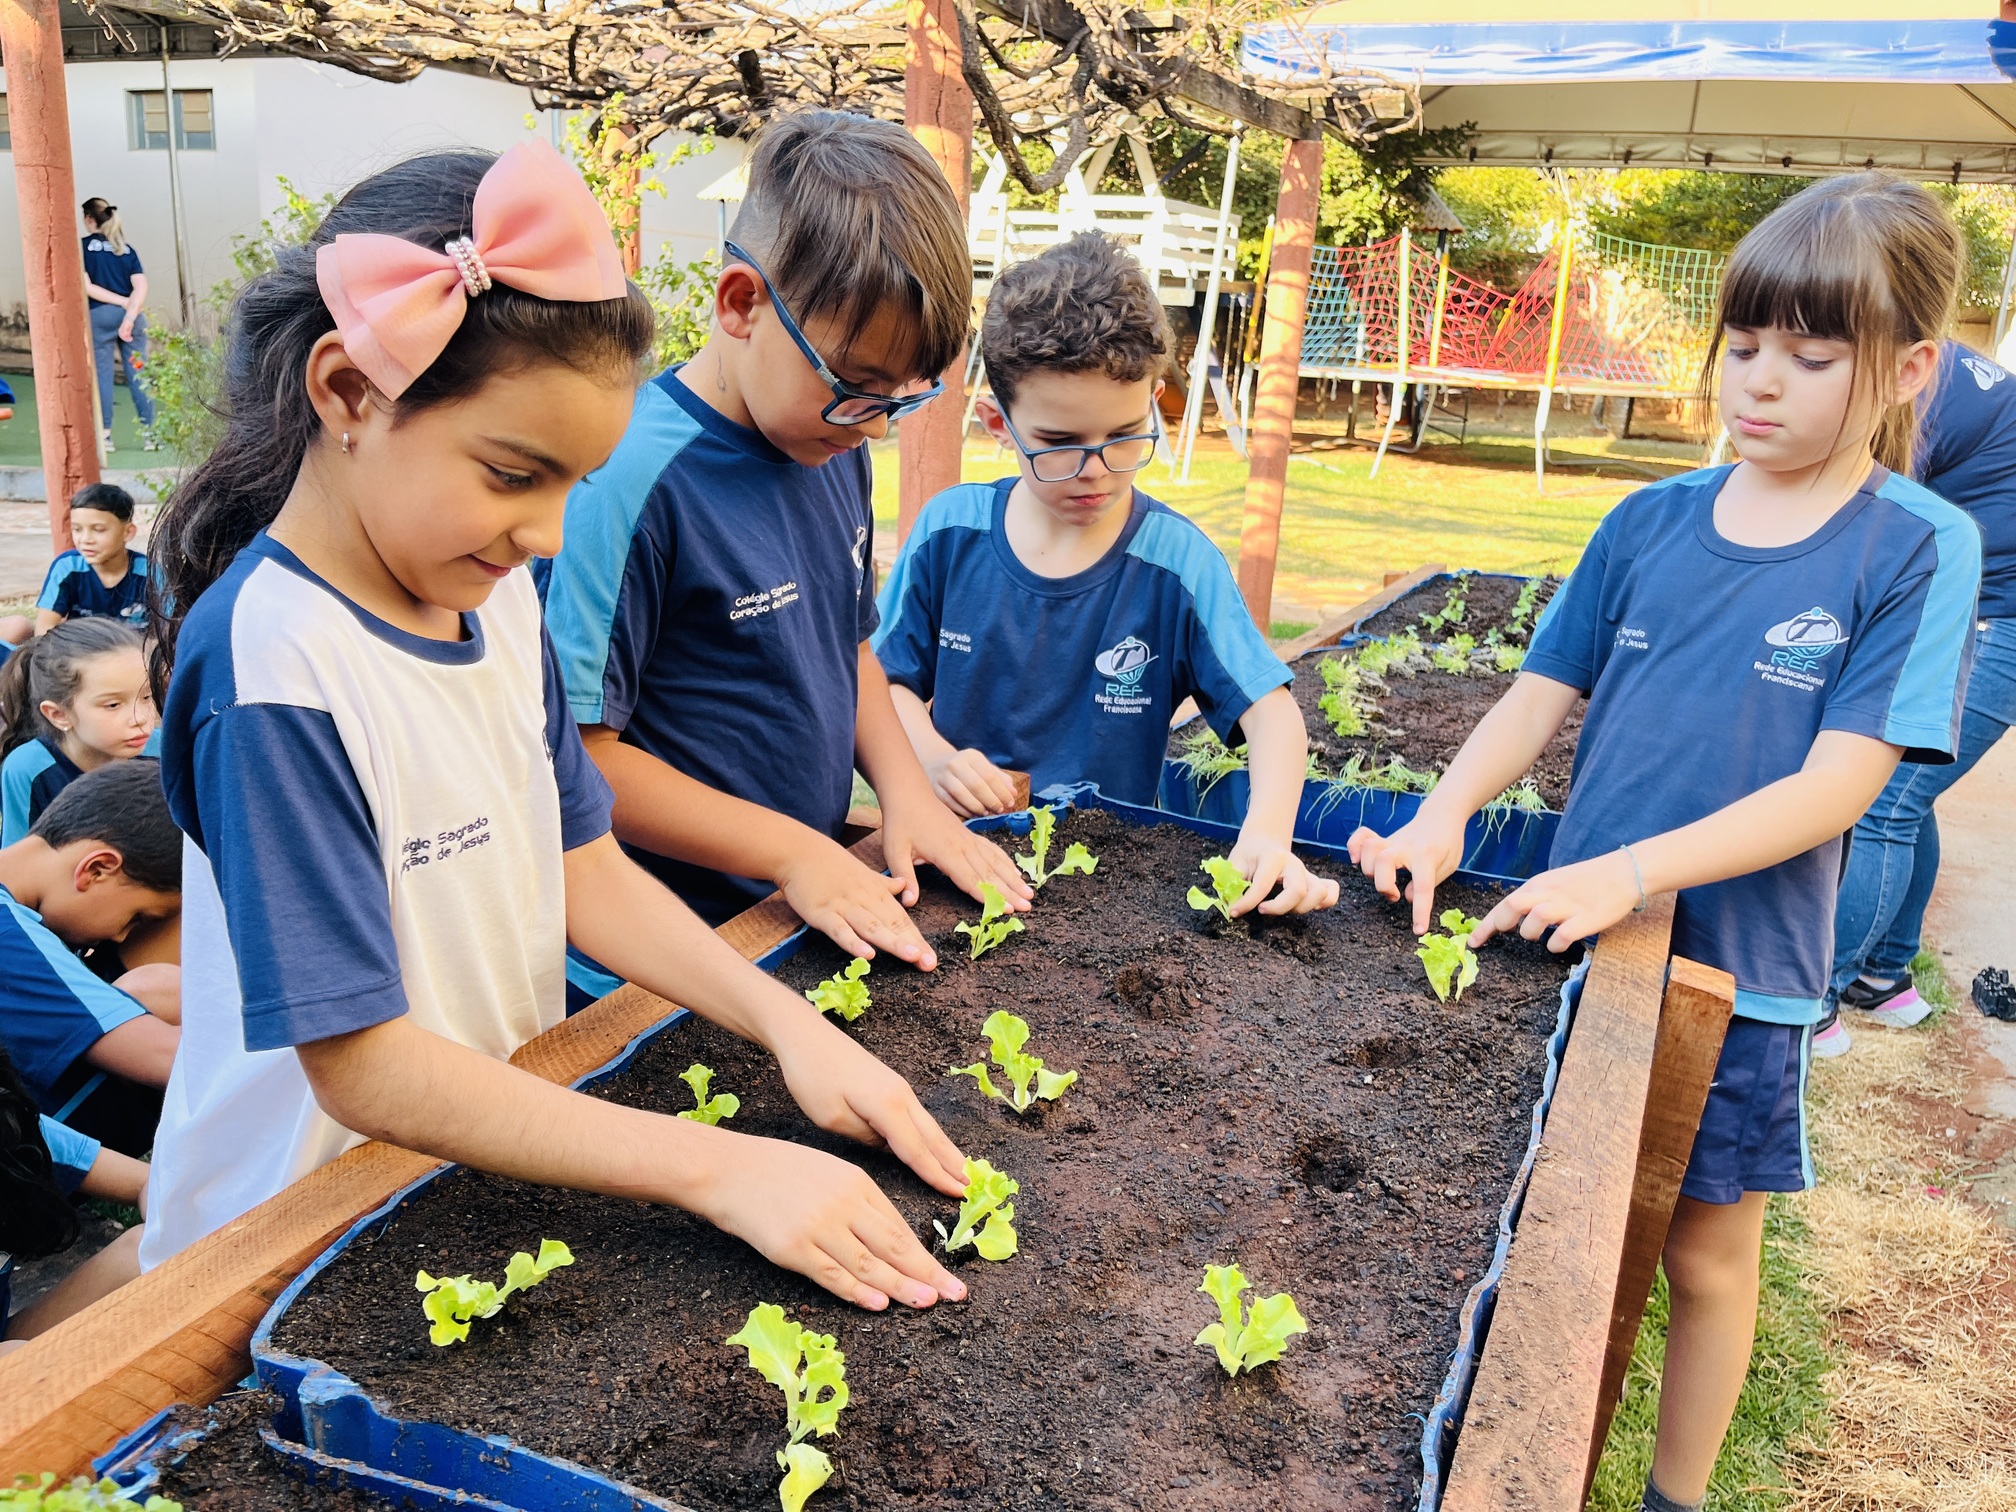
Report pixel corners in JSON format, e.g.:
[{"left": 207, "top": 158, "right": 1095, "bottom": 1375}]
[{"left": 1, "top": 619, "right": 156, "bottom": 845}]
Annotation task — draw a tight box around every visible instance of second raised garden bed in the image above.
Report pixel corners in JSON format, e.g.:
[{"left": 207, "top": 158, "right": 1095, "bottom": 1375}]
[{"left": 248, "top": 796, "right": 1579, "bottom": 1512}]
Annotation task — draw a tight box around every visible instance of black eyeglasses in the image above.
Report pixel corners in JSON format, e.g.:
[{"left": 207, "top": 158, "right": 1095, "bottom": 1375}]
[
  {"left": 723, "top": 240, "right": 944, "bottom": 426},
  {"left": 1000, "top": 409, "right": 1162, "bottom": 483}
]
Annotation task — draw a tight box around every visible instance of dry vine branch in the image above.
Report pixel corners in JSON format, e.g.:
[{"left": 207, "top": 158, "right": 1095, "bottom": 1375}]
[{"left": 84, "top": 0, "right": 1419, "bottom": 185}]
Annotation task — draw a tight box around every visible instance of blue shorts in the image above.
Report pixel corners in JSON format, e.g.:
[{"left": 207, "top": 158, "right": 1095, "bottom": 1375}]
[{"left": 1679, "top": 1017, "right": 1814, "bottom": 1206}]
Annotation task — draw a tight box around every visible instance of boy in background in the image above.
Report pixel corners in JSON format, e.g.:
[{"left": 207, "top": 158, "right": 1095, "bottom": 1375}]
[
  {"left": 875, "top": 233, "right": 1336, "bottom": 916},
  {"left": 0, "top": 760, "right": 180, "bottom": 1153},
  {"left": 37, "top": 484, "right": 151, "bottom": 633},
  {"left": 538, "top": 111, "right": 1029, "bottom": 990}
]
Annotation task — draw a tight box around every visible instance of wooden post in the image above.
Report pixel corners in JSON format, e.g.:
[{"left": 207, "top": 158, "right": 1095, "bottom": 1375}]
[
  {"left": 1369, "top": 229, "right": 1411, "bottom": 478},
  {"left": 897, "top": 0, "right": 974, "bottom": 544},
  {"left": 1234, "top": 134, "right": 1323, "bottom": 631},
  {"left": 1, "top": 0, "right": 101, "bottom": 550},
  {"left": 1584, "top": 956, "right": 1735, "bottom": 1496}
]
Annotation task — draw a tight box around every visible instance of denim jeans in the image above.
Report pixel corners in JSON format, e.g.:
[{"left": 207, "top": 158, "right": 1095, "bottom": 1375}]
[
  {"left": 90, "top": 302, "right": 155, "bottom": 429},
  {"left": 1831, "top": 616, "right": 2016, "bottom": 994}
]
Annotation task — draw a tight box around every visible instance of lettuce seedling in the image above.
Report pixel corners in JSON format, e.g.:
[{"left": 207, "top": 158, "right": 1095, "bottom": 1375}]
[
  {"left": 677, "top": 1063, "right": 740, "bottom": 1125},
  {"left": 1172, "top": 726, "right": 1248, "bottom": 795},
  {"left": 1508, "top": 574, "right": 1546, "bottom": 636},
  {"left": 1419, "top": 574, "right": 1471, "bottom": 634},
  {"left": 415, "top": 1238, "right": 574, "bottom": 1346},
  {"left": 1429, "top": 633, "right": 1478, "bottom": 674},
  {"left": 955, "top": 881, "right": 1025, "bottom": 959},
  {"left": 933, "top": 1157, "right": 1019, "bottom": 1260},
  {"left": 1317, "top": 656, "right": 1370, "bottom": 738},
  {"left": 1355, "top": 629, "right": 1423, "bottom": 680},
  {"left": 727, "top": 1303, "right": 850, "bottom": 1512},
  {"left": 1193, "top": 1262, "right": 1308, "bottom": 1376},
  {"left": 1493, "top": 643, "right": 1526, "bottom": 673},
  {"left": 0, "top": 1475, "right": 181, "bottom": 1512},
  {"left": 804, "top": 957, "right": 871, "bottom": 1022},
  {"left": 1016, "top": 806, "right": 1099, "bottom": 888},
  {"left": 1186, "top": 856, "right": 1250, "bottom": 922},
  {"left": 1416, "top": 909, "right": 1485, "bottom": 1002},
  {"left": 949, "top": 1009, "right": 1078, "bottom": 1113}
]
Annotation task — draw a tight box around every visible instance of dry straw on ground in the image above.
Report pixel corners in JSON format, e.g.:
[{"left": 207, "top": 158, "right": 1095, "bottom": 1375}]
[{"left": 1788, "top": 1010, "right": 2016, "bottom": 1511}]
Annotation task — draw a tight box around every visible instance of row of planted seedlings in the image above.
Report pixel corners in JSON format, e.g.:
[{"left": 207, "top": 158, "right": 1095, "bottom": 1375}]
[
  {"left": 1165, "top": 571, "right": 1580, "bottom": 866},
  {"left": 230, "top": 796, "right": 1577, "bottom": 1512}
]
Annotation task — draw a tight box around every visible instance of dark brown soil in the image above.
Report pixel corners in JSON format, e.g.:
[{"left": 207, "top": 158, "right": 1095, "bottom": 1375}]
[
  {"left": 1174, "top": 661, "right": 1583, "bottom": 809},
  {"left": 271, "top": 813, "right": 1571, "bottom": 1512},
  {"left": 149, "top": 1392, "right": 405, "bottom": 1511},
  {"left": 1358, "top": 574, "right": 1561, "bottom": 645}
]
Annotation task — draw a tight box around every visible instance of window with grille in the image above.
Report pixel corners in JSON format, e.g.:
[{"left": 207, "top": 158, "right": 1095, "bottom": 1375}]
[{"left": 126, "top": 89, "right": 215, "bottom": 151}]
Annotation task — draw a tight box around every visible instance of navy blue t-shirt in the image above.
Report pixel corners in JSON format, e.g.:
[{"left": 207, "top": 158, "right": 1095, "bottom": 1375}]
[
  {"left": 874, "top": 479, "right": 1291, "bottom": 805},
  {"left": 1, "top": 735, "right": 84, "bottom": 846},
  {"left": 81, "top": 236, "right": 143, "bottom": 306},
  {"left": 38, "top": 548, "right": 150, "bottom": 625},
  {"left": 1919, "top": 341, "right": 2016, "bottom": 620},
  {"left": 0, "top": 880, "right": 147, "bottom": 1114},
  {"left": 537, "top": 371, "right": 877, "bottom": 923},
  {"left": 1525, "top": 465, "right": 1980, "bottom": 1025}
]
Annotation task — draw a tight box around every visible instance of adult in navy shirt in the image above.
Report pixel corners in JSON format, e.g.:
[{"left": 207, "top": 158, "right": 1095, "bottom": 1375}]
[
  {"left": 80, "top": 198, "right": 156, "bottom": 447},
  {"left": 1829, "top": 340, "right": 2016, "bottom": 1036}
]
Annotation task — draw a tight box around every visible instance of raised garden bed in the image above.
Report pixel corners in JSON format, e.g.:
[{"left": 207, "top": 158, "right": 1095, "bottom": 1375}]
[
  {"left": 1356, "top": 572, "right": 1562, "bottom": 648},
  {"left": 254, "top": 802, "right": 1576, "bottom": 1512}
]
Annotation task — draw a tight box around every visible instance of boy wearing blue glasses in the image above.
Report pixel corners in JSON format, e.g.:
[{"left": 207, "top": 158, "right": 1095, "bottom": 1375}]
[
  {"left": 537, "top": 112, "right": 1030, "bottom": 990},
  {"left": 875, "top": 233, "right": 1337, "bottom": 917}
]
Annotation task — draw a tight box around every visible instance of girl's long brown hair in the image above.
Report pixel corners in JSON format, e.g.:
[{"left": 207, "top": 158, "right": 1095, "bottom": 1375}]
[{"left": 1697, "top": 172, "right": 1963, "bottom": 475}]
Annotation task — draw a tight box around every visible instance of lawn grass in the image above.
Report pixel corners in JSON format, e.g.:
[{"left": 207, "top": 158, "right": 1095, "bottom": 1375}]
[
  {"left": 869, "top": 423, "right": 1685, "bottom": 615},
  {"left": 0, "top": 367, "right": 174, "bottom": 467}
]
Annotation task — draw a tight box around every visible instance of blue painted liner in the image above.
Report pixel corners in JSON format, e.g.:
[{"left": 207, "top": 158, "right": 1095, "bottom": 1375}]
[{"left": 247, "top": 788, "right": 1570, "bottom": 1512}]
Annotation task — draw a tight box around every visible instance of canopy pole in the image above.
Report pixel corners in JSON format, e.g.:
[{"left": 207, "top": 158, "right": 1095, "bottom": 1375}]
[
  {"left": 1235, "top": 134, "right": 1323, "bottom": 632},
  {"left": 1178, "top": 127, "right": 1242, "bottom": 482},
  {"left": 1, "top": 0, "right": 101, "bottom": 551},
  {"left": 897, "top": 0, "right": 974, "bottom": 545},
  {"left": 159, "top": 25, "right": 196, "bottom": 326},
  {"left": 1992, "top": 226, "right": 2016, "bottom": 364},
  {"left": 1534, "top": 223, "right": 1575, "bottom": 493},
  {"left": 1370, "top": 228, "right": 1412, "bottom": 479}
]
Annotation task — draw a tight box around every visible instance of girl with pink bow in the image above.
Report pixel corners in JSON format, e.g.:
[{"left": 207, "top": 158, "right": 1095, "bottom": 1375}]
[{"left": 137, "top": 141, "right": 972, "bottom": 1316}]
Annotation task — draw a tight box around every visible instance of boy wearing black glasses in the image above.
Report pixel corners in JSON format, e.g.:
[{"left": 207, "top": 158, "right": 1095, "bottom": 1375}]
[
  {"left": 536, "top": 112, "right": 1029, "bottom": 995},
  {"left": 875, "top": 233, "right": 1337, "bottom": 918}
]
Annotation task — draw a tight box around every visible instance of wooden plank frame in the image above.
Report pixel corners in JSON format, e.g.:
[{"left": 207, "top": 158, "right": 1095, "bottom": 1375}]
[
  {"left": 4, "top": 808, "right": 1721, "bottom": 1503},
  {"left": 1443, "top": 902, "right": 1736, "bottom": 1511}
]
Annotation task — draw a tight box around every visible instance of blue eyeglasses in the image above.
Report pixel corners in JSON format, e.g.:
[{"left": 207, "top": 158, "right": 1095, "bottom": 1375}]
[
  {"left": 724, "top": 240, "right": 944, "bottom": 426},
  {"left": 999, "top": 408, "right": 1162, "bottom": 483}
]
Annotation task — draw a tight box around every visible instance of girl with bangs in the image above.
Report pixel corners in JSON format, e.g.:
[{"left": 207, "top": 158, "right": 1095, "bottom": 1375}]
[{"left": 1351, "top": 173, "right": 1982, "bottom": 1511}]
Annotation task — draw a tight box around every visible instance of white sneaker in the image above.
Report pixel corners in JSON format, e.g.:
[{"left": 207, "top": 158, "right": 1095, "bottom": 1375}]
[
  {"left": 1840, "top": 975, "right": 1934, "bottom": 1028},
  {"left": 102, "top": 430, "right": 116, "bottom": 453},
  {"left": 1811, "top": 1013, "right": 1851, "bottom": 1058}
]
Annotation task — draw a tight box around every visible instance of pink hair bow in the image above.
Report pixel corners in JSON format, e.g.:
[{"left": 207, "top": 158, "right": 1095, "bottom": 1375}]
[{"left": 315, "top": 138, "right": 628, "bottom": 399}]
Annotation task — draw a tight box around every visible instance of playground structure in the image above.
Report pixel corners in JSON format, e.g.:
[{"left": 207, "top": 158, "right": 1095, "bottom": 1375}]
[{"left": 1292, "top": 222, "right": 1727, "bottom": 483}]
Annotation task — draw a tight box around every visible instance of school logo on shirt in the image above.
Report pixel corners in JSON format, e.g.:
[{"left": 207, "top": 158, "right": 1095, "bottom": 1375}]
[
  {"left": 1755, "top": 607, "right": 1848, "bottom": 691},
  {"left": 1093, "top": 635, "right": 1157, "bottom": 715},
  {"left": 729, "top": 581, "right": 801, "bottom": 622},
  {"left": 1962, "top": 355, "right": 2008, "bottom": 391}
]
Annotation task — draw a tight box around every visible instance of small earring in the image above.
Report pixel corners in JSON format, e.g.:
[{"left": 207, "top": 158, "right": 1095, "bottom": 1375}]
[{"left": 340, "top": 432, "right": 353, "bottom": 454}]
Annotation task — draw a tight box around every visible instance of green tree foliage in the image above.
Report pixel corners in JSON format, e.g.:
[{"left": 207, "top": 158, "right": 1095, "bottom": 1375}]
[{"left": 1588, "top": 169, "right": 1813, "bottom": 254}]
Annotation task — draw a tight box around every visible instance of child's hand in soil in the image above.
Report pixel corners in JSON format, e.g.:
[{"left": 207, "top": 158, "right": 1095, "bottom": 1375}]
[
  {"left": 1229, "top": 830, "right": 1340, "bottom": 916},
  {"left": 924, "top": 746, "right": 1023, "bottom": 819},
  {"left": 777, "top": 838, "right": 940, "bottom": 971},
  {"left": 697, "top": 1130, "right": 968, "bottom": 1311},
  {"left": 1349, "top": 814, "right": 1468, "bottom": 935},
  {"left": 1469, "top": 850, "right": 1641, "bottom": 953},
  {"left": 770, "top": 1012, "right": 971, "bottom": 1198},
  {"left": 880, "top": 790, "right": 1034, "bottom": 917}
]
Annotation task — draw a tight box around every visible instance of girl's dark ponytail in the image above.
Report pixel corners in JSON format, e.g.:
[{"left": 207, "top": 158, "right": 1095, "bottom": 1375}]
[
  {"left": 147, "top": 149, "right": 656, "bottom": 699},
  {"left": 0, "top": 619, "right": 146, "bottom": 760}
]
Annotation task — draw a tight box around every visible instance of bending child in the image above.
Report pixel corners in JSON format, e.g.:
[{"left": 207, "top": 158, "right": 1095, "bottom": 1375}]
[
  {"left": 137, "top": 143, "right": 969, "bottom": 1313},
  {"left": 876, "top": 233, "right": 1335, "bottom": 915},
  {"left": 537, "top": 112, "right": 1030, "bottom": 988},
  {"left": 1351, "top": 175, "right": 1980, "bottom": 1512},
  {"left": 2, "top": 618, "right": 157, "bottom": 845}
]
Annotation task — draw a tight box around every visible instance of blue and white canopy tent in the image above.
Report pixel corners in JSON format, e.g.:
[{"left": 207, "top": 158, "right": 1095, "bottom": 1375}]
[{"left": 1236, "top": 2, "right": 2016, "bottom": 481}]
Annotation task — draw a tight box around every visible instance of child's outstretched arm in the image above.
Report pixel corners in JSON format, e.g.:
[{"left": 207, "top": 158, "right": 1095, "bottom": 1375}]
[
  {"left": 297, "top": 832, "right": 973, "bottom": 1313},
  {"left": 855, "top": 644, "right": 1034, "bottom": 911},
  {"left": 1349, "top": 672, "right": 1583, "bottom": 933},
  {"left": 886, "top": 681, "right": 1022, "bottom": 819},
  {"left": 581, "top": 724, "right": 945, "bottom": 971},
  {"left": 1226, "top": 686, "right": 1338, "bottom": 916},
  {"left": 1473, "top": 730, "right": 1901, "bottom": 952}
]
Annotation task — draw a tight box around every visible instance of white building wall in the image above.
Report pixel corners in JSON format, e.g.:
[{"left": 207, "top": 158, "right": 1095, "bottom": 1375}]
[{"left": 0, "top": 56, "right": 741, "bottom": 332}]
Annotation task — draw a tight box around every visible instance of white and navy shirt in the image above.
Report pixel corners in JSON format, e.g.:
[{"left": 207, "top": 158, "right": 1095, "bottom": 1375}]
[
  {"left": 873, "top": 479, "right": 1291, "bottom": 806},
  {"left": 37, "top": 548, "right": 151, "bottom": 626},
  {"left": 1526, "top": 465, "right": 1981, "bottom": 1025},
  {"left": 139, "top": 536, "right": 613, "bottom": 1267}
]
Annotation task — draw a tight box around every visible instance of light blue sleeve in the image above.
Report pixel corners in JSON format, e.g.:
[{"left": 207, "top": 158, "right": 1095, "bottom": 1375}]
[
  {"left": 35, "top": 554, "right": 79, "bottom": 614},
  {"left": 38, "top": 1114, "right": 101, "bottom": 1194}
]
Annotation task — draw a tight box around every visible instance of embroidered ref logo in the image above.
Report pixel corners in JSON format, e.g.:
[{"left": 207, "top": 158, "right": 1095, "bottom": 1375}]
[
  {"left": 1093, "top": 635, "right": 1157, "bottom": 715},
  {"left": 1961, "top": 354, "right": 2008, "bottom": 391},
  {"left": 1755, "top": 606, "right": 1848, "bottom": 691}
]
